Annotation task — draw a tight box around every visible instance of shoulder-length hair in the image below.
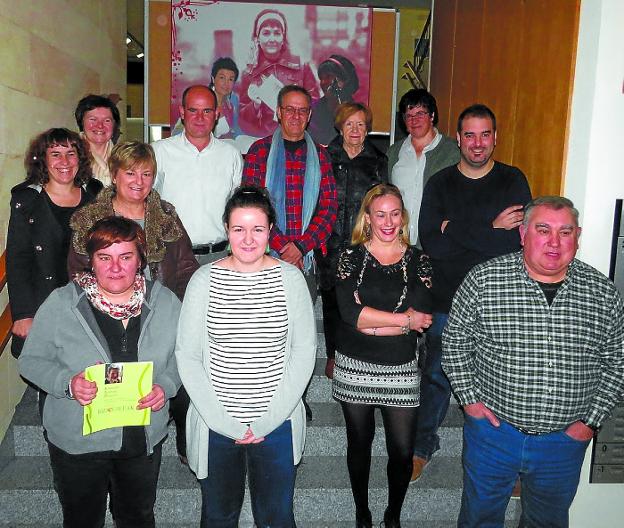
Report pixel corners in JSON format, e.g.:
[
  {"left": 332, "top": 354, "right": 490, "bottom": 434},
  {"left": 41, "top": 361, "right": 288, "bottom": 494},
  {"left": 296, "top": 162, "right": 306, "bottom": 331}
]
[
  {"left": 24, "top": 128, "right": 92, "bottom": 187},
  {"left": 351, "top": 183, "right": 410, "bottom": 246}
]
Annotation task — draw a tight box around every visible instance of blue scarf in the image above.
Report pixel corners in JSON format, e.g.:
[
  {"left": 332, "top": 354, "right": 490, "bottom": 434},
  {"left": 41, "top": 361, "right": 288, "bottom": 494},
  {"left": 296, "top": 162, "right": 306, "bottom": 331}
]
[{"left": 265, "top": 128, "right": 321, "bottom": 272}]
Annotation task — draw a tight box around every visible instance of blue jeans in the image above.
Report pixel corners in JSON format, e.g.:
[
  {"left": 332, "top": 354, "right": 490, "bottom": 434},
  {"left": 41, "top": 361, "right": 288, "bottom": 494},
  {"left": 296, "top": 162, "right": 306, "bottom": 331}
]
[
  {"left": 414, "top": 312, "right": 451, "bottom": 459},
  {"left": 199, "top": 421, "right": 296, "bottom": 528},
  {"left": 459, "top": 415, "right": 590, "bottom": 528}
]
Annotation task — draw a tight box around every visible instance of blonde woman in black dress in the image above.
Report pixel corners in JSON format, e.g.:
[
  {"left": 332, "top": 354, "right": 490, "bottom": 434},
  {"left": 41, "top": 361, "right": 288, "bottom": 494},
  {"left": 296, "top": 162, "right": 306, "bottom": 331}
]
[{"left": 333, "top": 183, "right": 433, "bottom": 528}]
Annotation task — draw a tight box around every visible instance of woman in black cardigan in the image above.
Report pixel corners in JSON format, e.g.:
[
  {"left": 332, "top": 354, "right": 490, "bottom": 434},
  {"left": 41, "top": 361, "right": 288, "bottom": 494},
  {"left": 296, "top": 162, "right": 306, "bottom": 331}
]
[
  {"left": 315, "top": 102, "right": 388, "bottom": 379},
  {"left": 7, "top": 128, "right": 101, "bottom": 358}
]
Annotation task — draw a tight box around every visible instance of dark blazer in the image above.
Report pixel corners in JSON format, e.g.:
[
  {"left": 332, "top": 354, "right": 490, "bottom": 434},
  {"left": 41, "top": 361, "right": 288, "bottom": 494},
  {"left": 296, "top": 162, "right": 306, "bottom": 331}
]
[
  {"left": 6, "top": 179, "right": 102, "bottom": 358},
  {"left": 316, "top": 136, "right": 388, "bottom": 290}
]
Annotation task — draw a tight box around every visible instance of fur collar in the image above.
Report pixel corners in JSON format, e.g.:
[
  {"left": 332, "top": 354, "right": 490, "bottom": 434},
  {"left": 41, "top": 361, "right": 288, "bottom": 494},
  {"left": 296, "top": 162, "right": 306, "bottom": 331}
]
[{"left": 70, "top": 186, "right": 183, "bottom": 263}]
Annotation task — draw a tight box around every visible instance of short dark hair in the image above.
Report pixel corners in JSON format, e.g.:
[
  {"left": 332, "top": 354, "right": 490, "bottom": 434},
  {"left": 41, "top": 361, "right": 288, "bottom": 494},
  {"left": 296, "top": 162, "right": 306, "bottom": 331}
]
[
  {"left": 181, "top": 84, "right": 216, "bottom": 108},
  {"left": 523, "top": 196, "right": 580, "bottom": 228},
  {"left": 223, "top": 185, "right": 277, "bottom": 228},
  {"left": 398, "top": 89, "right": 439, "bottom": 126},
  {"left": 457, "top": 104, "right": 497, "bottom": 133},
  {"left": 86, "top": 216, "right": 148, "bottom": 270},
  {"left": 277, "top": 84, "right": 311, "bottom": 108},
  {"left": 74, "top": 94, "right": 121, "bottom": 143},
  {"left": 334, "top": 102, "right": 373, "bottom": 132},
  {"left": 211, "top": 57, "right": 239, "bottom": 82},
  {"left": 24, "top": 128, "right": 92, "bottom": 187}
]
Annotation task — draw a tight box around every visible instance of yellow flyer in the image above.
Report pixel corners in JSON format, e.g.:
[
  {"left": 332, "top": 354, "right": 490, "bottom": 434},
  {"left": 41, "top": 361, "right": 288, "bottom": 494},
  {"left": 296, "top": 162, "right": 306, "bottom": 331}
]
[{"left": 83, "top": 361, "right": 153, "bottom": 435}]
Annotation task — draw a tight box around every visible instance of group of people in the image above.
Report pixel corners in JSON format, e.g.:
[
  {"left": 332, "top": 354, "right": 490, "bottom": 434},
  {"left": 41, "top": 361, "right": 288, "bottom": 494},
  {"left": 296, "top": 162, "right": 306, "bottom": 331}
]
[{"left": 8, "top": 68, "right": 624, "bottom": 528}]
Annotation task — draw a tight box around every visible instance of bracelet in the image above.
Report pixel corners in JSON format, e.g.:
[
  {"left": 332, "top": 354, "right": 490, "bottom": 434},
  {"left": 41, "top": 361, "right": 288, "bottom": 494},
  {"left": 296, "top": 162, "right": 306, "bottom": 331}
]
[{"left": 401, "top": 314, "right": 411, "bottom": 335}]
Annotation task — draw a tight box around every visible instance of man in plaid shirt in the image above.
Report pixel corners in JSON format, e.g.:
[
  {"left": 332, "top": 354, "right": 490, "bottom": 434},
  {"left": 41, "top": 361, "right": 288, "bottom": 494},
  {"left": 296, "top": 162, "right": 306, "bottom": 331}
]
[
  {"left": 242, "top": 84, "right": 337, "bottom": 302},
  {"left": 443, "top": 196, "right": 624, "bottom": 527}
]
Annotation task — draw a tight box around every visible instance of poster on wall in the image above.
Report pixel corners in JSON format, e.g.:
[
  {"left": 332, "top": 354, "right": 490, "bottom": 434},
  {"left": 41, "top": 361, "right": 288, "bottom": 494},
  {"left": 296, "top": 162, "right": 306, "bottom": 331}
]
[{"left": 171, "top": 1, "right": 372, "bottom": 151}]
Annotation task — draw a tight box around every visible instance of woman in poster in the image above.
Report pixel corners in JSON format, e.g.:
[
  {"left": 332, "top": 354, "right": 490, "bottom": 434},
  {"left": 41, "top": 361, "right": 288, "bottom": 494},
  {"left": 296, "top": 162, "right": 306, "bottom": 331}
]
[
  {"left": 238, "top": 8, "right": 320, "bottom": 138},
  {"left": 308, "top": 55, "right": 360, "bottom": 146},
  {"left": 19, "top": 217, "right": 181, "bottom": 528},
  {"left": 176, "top": 185, "right": 316, "bottom": 528},
  {"left": 211, "top": 57, "right": 243, "bottom": 139}
]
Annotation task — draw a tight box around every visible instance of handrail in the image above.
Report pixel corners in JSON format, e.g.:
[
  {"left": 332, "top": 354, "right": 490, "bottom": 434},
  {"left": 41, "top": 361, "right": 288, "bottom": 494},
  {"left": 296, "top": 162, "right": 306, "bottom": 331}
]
[{"left": 0, "top": 252, "right": 13, "bottom": 356}]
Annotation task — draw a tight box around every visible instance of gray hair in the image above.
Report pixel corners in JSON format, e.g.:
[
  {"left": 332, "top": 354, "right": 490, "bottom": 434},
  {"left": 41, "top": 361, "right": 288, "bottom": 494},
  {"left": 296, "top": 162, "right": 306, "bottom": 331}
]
[{"left": 523, "top": 196, "right": 580, "bottom": 227}]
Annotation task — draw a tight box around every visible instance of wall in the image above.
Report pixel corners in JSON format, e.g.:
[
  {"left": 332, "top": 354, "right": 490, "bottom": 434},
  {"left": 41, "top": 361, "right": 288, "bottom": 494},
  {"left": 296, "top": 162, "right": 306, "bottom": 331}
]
[
  {"left": 0, "top": 0, "right": 127, "bottom": 440},
  {"left": 430, "top": 0, "right": 580, "bottom": 198},
  {"left": 565, "top": 1, "right": 624, "bottom": 521}
]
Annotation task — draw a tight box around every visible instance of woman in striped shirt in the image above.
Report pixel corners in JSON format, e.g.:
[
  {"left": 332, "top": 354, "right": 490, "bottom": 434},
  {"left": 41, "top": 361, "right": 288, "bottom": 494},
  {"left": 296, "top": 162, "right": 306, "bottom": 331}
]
[{"left": 175, "top": 185, "right": 316, "bottom": 528}]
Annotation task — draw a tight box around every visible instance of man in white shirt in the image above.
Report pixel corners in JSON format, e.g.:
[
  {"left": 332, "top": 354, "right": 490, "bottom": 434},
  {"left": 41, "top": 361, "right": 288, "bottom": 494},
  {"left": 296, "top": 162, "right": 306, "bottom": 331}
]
[
  {"left": 153, "top": 84, "right": 242, "bottom": 265},
  {"left": 387, "top": 88, "right": 459, "bottom": 246}
]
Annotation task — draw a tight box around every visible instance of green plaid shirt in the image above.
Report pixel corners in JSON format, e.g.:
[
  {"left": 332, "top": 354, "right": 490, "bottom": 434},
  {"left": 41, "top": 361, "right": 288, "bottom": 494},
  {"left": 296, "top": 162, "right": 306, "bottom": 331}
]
[{"left": 442, "top": 251, "right": 624, "bottom": 432}]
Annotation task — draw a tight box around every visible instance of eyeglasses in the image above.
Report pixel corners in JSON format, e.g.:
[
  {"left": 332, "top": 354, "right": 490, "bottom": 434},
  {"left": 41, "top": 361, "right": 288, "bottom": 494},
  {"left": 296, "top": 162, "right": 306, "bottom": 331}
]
[
  {"left": 280, "top": 106, "right": 311, "bottom": 117},
  {"left": 404, "top": 110, "right": 430, "bottom": 120}
]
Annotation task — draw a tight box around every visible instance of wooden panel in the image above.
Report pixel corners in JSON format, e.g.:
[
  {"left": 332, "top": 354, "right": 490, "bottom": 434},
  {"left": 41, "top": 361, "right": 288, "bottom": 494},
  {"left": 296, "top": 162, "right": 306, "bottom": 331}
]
[
  {"left": 370, "top": 10, "right": 397, "bottom": 132},
  {"left": 148, "top": 1, "right": 171, "bottom": 124},
  {"left": 429, "top": 0, "right": 457, "bottom": 134},
  {"left": 512, "top": 0, "right": 579, "bottom": 196},
  {"left": 430, "top": 0, "right": 580, "bottom": 197}
]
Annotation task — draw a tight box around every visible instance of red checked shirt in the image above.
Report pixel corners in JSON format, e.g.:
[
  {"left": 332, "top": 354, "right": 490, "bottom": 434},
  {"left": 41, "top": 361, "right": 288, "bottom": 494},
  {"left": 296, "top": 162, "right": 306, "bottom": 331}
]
[{"left": 242, "top": 136, "right": 337, "bottom": 255}]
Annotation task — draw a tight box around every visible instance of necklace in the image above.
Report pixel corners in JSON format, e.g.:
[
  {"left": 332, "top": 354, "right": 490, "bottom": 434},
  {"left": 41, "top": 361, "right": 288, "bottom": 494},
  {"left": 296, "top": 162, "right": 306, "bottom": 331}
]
[{"left": 353, "top": 244, "right": 408, "bottom": 312}]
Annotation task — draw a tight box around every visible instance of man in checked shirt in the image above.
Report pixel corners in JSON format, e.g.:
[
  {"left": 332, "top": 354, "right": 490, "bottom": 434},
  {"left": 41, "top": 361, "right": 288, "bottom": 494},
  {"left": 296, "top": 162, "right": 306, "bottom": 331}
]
[
  {"left": 443, "top": 196, "right": 624, "bottom": 528},
  {"left": 242, "top": 84, "right": 337, "bottom": 302}
]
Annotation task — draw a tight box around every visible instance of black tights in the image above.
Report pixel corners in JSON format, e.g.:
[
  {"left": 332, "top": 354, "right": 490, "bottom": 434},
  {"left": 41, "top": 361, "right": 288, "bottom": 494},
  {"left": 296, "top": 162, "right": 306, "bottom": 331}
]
[{"left": 340, "top": 401, "right": 417, "bottom": 521}]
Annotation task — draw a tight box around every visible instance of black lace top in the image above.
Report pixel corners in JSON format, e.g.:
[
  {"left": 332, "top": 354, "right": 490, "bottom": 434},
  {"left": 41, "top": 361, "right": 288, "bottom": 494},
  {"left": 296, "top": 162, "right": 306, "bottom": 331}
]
[{"left": 335, "top": 245, "right": 433, "bottom": 365}]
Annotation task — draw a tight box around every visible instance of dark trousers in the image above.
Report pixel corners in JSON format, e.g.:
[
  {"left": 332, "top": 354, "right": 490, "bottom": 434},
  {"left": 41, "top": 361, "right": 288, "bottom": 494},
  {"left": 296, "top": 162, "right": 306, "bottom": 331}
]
[
  {"left": 414, "top": 312, "right": 451, "bottom": 459},
  {"left": 48, "top": 441, "right": 162, "bottom": 528},
  {"left": 169, "top": 385, "right": 189, "bottom": 457},
  {"left": 320, "top": 287, "right": 339, "bottom": 359},
  {"left": 199, "top": 421, "right": 297, "bottom": 528}
]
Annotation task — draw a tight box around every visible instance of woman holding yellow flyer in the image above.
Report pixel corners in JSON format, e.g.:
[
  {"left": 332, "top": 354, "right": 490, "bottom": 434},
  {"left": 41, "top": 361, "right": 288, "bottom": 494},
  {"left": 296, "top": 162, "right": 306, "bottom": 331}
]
[{"left": 19, "top": 217, "right": 181, "bottom": 528}]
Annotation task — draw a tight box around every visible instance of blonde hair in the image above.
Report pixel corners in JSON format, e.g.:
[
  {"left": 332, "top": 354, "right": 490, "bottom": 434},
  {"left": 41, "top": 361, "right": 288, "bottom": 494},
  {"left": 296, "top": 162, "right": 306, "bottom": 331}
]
[
  {"left": 351, "top": 183, "right": 410, "bottom": 246},
  {"left": 334, "top": 102, "right": 373, "bottom": 132},
  {"left": 108, "top": 141, "right": 156, "bottom": 178}
]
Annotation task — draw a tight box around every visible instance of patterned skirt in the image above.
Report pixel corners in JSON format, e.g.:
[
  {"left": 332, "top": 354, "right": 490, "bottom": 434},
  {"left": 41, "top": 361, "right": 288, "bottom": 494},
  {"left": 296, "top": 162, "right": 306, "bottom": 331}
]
[{"left": 332, "top": 351, "right": 420, "bottom": 407}]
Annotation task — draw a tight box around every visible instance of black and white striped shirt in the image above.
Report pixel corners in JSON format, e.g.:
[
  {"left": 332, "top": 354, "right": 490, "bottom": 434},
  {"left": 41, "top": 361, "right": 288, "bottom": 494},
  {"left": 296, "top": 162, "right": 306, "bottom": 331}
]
[{"left": 208, "top": 265, "right": 287, "bottom": 424}]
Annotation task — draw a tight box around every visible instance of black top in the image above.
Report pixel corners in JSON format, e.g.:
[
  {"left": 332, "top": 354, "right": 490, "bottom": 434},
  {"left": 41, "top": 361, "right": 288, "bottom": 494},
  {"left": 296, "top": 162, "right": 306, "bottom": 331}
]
[
  {"left": 418, "top": 161, "right": 532, "bottom": 312},
  {"left": 44, "top": 193, "right": 78, "bottom": 286},
  {"left": 6, "top": 179, "right": 102, "bottom": 358},
  {"left": 90, "top": 306, "right": 145, "bottom": 458},
  {"left": 335, "top": 245, "right": 433, "bottom": 365},
  {"left": 316, "top": 136, "right": 388, "bottom": 290}
]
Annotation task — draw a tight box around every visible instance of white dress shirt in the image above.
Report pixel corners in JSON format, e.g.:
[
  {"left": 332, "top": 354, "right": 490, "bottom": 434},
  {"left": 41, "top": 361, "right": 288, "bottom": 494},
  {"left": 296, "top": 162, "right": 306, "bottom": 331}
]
[
  {"left": 152, "top": 132, "right": 242, "bottom": 246},
  {"left": 391, "top": 131, "right": 442, "bottom": 244}
]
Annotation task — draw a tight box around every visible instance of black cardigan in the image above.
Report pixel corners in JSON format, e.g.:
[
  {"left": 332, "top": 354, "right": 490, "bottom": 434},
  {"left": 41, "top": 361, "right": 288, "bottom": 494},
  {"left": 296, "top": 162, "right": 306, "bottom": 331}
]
[{"left": 6, "top": 179, "right": 102, "bottom": 357}]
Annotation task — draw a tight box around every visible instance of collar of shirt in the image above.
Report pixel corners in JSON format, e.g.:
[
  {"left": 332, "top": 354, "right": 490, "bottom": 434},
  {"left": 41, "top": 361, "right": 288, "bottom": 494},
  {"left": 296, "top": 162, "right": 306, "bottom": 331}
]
[{"left": 182, "top": 131, "right": 216, "bottom": 155}]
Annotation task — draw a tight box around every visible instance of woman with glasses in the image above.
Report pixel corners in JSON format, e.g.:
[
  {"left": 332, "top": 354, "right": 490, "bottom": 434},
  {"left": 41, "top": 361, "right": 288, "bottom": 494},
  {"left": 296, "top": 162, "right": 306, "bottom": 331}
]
[
  {"left": 387, "top": 89, "right": 459, "bottom": 246},
  {"left": 334, "top": 183, "right": 433, "bottom": 528},
  {"left": 239, "top": 8, "right": 320, "bottom": 138}
]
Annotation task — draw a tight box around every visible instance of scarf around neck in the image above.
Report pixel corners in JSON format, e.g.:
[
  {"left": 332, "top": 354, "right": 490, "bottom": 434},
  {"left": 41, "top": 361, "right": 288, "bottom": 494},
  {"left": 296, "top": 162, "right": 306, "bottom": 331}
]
[
  {"left": 265, "top": 128, "right": 321, "bottom": 272},
  {"left": 75, "top": 271, "right": 145, "bottom": 320}
]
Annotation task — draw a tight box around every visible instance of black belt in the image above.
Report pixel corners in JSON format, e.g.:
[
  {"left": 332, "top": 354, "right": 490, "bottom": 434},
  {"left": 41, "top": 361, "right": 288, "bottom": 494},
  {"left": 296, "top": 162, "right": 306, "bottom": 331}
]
[
  {"left": 513, "top": 425, "right": 545, "bottom": 436},
  {"left": 192, "top": 241, "right": 228, "bottom": 255}
]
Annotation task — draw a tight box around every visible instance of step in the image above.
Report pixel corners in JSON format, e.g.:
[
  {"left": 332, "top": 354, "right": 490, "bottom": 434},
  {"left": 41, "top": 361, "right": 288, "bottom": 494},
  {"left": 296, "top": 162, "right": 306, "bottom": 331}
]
[{"left": 0, "top": 456, "right": 520, "bottom": 524}]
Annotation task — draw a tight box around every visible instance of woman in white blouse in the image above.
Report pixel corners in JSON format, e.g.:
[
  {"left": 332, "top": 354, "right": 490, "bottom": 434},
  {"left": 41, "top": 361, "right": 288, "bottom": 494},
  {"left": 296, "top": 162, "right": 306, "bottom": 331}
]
[{"left": 175, "top": 185, "right": 316, "bottom": 528}]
